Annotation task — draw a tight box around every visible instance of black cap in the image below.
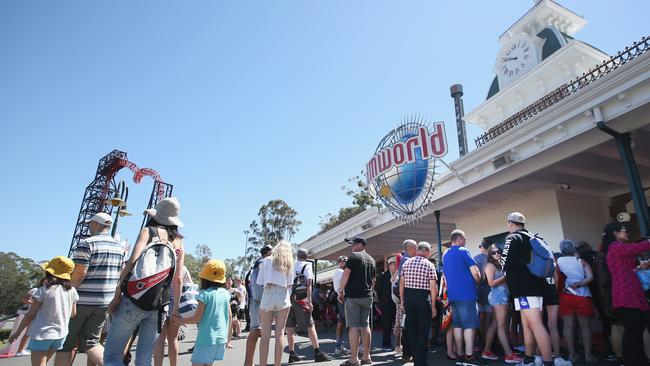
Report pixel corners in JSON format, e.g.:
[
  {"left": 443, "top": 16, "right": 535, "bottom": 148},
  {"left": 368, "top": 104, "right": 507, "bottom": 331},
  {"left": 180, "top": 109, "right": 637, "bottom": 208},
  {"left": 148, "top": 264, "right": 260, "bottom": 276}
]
[
  {"left": 345, "top": 236, "right": 367, "bottom": 245},
  {"left": 260, "top": 245, "right": 273, "bottom": 255}
]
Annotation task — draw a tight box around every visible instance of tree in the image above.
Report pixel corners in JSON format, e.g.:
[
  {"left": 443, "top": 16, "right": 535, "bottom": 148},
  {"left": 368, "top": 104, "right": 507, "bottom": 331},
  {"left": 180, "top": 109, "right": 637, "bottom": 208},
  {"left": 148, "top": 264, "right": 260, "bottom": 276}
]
[
  {"left": 224, "top": 256, "right": 248, "bottom": 279},
  {"left": 244, "top": 199, "right": 301, "bottom": 262},
  {"left": 194, "top": 244, "right": 212, "bottom": 264},
  {"left": 0, "top": 252, "right": 43, "bottom": 315},
  {"left": 184, "top": 253, "right": 202, "bottom": 282},
  {"left": 319, "top": 176, "right": 382, "bottom": 233}
]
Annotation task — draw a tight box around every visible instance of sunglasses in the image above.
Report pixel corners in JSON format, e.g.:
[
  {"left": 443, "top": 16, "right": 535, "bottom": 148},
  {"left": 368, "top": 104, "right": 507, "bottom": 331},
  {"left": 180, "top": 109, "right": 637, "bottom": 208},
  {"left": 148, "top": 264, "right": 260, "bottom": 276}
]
[{"left": 490, "top": 250, "right": 501, "bottom": 255}]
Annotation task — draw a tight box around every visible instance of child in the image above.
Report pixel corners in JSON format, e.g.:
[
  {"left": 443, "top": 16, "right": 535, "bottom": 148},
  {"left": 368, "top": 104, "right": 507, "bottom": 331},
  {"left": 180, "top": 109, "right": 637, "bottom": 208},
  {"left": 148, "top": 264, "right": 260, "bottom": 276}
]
[
  {"left": 175, "top": 259, "right": 232, "bottom": 366},
  {"left": 9, "top": 256, "right": 78, "bottom": 366}
]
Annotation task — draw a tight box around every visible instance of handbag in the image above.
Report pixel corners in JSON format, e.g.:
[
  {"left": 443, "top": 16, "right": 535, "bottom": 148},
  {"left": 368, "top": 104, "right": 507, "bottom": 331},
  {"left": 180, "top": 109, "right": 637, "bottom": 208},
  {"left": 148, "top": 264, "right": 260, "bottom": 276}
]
[{"left": 178, "top": 283, "right": 199, "bottom": 318}]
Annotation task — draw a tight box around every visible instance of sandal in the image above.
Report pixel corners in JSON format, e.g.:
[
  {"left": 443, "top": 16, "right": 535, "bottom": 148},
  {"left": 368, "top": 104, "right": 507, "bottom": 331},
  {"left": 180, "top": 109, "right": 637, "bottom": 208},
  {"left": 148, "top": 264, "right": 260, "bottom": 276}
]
[
  {"left": 360, "top": 359, "right": 373, "bottom": 365},
  {"left": 340, "top": 361, "right": 360, "bottom": 366},
  {"left": 447, "top": 355, "right": 458, "bottom": 361}
]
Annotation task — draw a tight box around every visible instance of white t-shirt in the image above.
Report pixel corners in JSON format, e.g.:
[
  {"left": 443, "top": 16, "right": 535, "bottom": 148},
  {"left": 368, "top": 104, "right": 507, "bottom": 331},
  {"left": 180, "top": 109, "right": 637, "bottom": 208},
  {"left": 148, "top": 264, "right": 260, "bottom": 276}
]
[
  {"left": 293, "top": 260, "right": 314, "bottom": 282},
  {"left": 333, "top": 268, "right": 344, "bottom": 293},
  {"left": 236, "top": 284, "right": 247, "bottom": 309},
  {"left": 256, "top": 257, "right": 294, "bottom": 288},
  {"left": 29, "top": 285, "right": 79, "bottom": 340}
]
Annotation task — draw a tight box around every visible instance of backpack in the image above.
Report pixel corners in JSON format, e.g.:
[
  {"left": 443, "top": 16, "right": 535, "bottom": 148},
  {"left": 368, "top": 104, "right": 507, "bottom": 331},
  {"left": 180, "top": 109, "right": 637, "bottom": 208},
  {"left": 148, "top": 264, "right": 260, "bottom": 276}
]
[
  {"left": 122, "top": 227, "right": 177, "bottom": 311},
  {"left": 292, "top": 263, "right": 310, "bottom": 300},
  {"left": 178, "top": 283, "right": 199, "bottom": 318},
  {"left": 520, "top": 231, "right": 556, "bottom": 278}
]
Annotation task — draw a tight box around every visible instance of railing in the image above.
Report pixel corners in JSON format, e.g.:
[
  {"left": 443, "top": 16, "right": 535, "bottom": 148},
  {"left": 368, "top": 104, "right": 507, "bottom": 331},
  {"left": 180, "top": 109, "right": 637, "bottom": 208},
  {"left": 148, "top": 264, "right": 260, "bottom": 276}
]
[{"left": 475, "top": 36, "right": 650, "bottom": 148}]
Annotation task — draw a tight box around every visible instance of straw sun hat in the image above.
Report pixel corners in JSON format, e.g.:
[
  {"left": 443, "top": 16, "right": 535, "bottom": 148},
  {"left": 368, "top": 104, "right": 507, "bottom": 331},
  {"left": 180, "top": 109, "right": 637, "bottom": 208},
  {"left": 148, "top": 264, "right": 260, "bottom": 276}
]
[
  {"left": 199, "top": 259, "right": 227, "bottom": 283},
  {"left": 144, "top": 197, "right": 184, "bottom": 227},
  {"left": 44, "top": 256, "right": 75, "bottom": 280}
]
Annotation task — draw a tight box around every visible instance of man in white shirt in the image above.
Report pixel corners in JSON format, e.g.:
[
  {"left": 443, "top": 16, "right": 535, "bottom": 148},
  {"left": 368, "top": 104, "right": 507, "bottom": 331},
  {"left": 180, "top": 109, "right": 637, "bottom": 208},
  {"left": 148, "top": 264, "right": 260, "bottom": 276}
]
[
  {"left": 286, "top": 248, "right": 331, "bottom": 363},
  {"left": 333, "top": 255, "right": 348, "bottom": 355},
  {"left": 234, "top": 278, "right": 247, "bottom": 322}
]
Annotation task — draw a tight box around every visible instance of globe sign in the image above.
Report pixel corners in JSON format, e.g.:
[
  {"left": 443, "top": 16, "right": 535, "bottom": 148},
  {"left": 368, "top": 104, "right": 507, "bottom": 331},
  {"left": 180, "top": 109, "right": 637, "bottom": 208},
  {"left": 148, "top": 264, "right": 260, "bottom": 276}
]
[{"left": 366, "top": 117, "right": 448, "bottom": 220}]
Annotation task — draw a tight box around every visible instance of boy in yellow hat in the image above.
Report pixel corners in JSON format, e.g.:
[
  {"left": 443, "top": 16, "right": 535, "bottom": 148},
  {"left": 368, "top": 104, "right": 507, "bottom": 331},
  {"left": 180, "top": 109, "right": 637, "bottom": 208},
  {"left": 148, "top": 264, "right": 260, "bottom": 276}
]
[
  {"left": 174, "top": 259, "right": 232, "bottom": 365},
  {"left": 9, "top": 256, "right": 79, "bottom": 366}
]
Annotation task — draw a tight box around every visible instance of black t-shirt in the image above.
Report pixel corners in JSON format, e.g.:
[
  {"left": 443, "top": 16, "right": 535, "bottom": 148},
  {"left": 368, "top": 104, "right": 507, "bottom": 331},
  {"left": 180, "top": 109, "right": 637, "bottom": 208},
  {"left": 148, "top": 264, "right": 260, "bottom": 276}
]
[
  {"left": 345, "top": 250, "right": 376, "bottom": 298},
  {"left": 501, "top": 229, "right": 545, "bottom": 298}
]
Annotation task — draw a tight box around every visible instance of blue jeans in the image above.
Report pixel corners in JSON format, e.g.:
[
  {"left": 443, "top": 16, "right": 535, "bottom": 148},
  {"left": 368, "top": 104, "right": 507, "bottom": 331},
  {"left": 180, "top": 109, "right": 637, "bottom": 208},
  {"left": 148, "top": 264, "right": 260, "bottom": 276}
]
[{"left": 104, "top": 297, "right": 159, "bottom": 366}]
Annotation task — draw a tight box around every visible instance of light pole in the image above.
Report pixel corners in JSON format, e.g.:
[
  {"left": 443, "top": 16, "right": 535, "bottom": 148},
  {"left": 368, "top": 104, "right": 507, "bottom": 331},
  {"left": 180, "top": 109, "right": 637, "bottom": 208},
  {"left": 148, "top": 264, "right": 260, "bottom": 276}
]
[
  {"left": 243, "top": 230, "right": 250, "bottom": 271},
  {"left": 105, "top": 180, "right": 132, "bottom": 237}
]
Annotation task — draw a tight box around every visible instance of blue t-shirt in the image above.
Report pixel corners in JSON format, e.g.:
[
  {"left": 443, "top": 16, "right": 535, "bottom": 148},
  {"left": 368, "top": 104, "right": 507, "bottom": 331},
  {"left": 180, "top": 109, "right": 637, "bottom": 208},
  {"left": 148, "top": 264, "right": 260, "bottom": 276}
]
[
  {"left": 196, "top": 287, "right": 231, "bottom": 347},
  {"left": 443, "top": 246, "right": 478, "bottom": 301},
  {"left": 474, "top": 253, "right": 491, "bottom": 304}
]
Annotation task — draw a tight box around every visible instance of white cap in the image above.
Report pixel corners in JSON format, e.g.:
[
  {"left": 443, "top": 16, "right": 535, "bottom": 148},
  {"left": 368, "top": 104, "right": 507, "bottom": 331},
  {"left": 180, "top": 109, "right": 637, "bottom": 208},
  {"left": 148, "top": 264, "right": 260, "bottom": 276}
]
[
  {"left": 85, "top": 212, "right": 113, "bottom": 226},
  {"left": 507, "top": 212, "right": 526, "bottom": 224}
]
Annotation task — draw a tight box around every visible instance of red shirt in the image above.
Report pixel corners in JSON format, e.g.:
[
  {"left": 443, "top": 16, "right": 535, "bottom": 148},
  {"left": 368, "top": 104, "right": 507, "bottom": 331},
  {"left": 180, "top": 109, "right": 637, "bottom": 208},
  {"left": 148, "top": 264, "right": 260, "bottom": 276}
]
[{"left": 606, "top": 239, "right": 650, "bottom": 311}]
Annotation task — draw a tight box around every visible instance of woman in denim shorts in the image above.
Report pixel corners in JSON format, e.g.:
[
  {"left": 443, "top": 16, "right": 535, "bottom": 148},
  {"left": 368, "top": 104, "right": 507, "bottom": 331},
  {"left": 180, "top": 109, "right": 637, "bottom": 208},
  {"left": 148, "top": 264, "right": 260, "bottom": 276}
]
[
  {"left": 255, "top": 240, "right": 295, "bottom": 366},
  {"left": 482, "top": 245, "right": 521, "bottom": 363}
]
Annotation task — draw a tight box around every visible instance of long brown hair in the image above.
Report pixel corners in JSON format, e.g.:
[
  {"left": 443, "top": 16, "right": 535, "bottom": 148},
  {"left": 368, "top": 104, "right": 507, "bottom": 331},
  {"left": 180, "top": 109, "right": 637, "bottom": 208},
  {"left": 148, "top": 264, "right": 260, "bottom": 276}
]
[{"left": 486, "top": 244, "right": 503, "bottom": 271}]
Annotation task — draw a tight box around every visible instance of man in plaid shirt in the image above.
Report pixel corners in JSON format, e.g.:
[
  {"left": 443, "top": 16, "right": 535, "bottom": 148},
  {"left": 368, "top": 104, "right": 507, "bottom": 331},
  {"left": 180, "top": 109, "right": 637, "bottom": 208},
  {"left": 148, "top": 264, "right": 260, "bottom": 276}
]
[{"left": 399, "top": 241, "right": 438, "bottom": 366}]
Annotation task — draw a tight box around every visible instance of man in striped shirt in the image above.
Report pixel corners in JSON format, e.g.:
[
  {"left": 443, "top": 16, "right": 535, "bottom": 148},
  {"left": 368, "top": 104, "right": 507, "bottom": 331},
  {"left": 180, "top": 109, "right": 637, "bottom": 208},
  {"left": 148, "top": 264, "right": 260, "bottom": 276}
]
[
  {"left": 55, "top": 213, "right": 125, "bottom": 366},
  {"left": 400, "top": 241, "right": 438, "bottom": 366}
]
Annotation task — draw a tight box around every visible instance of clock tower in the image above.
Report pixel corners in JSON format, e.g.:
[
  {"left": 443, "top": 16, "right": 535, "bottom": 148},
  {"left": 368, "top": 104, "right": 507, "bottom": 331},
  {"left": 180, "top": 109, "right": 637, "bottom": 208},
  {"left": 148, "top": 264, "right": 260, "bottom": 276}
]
[{"left": 464, "top": 0, "right": 609, "bottom": 131}]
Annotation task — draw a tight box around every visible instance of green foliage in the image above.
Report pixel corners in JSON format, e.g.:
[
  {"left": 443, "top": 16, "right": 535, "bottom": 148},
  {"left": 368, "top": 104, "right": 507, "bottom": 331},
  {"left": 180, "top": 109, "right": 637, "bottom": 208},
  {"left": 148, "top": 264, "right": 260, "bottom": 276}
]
[
  {"left": 184, "top": 244, "right": 213, "bottom": 282},
  {"left": 319, "top": 176, "right": 382, "bottom": 233},
  {"left": 224, "top": 256, "right": 248, "bottom": 279},
  {"left": 0, "top": 252, "right": 43, "bottom": 316},
  {"left": 244, "top": 199, "right": 301, "bottom": 263},
  {"left": 315, "top": 260, "right": 336, "bottom": 272}
]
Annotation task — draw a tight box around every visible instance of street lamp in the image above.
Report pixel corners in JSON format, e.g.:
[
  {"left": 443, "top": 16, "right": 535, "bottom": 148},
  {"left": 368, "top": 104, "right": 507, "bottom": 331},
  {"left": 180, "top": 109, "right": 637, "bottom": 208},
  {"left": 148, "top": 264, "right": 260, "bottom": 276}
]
[{"left": 105, "top": 180, "right": 131, "bottom": 237}]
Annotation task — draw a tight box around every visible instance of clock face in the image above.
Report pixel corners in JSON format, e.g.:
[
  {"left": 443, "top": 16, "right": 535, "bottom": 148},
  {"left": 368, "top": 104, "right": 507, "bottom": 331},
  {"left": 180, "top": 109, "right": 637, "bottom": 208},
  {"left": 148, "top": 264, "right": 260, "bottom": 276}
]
[{"left": 496, "top": 35, "right": 538, "bottom": 88}]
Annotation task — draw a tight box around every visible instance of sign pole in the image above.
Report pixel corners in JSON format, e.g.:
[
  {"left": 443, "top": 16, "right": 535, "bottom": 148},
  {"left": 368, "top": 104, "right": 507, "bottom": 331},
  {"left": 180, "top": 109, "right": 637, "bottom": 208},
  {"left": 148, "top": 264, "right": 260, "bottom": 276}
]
[{"left": 435, "top": 210, "right": 442, "bottom": 266}]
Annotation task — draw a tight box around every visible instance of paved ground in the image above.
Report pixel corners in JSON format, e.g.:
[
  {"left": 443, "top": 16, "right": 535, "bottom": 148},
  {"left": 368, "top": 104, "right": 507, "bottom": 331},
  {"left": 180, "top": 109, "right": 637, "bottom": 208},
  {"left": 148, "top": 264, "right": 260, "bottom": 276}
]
[{"left": 2, "top": 324, "right": 618, "bottom": 366}]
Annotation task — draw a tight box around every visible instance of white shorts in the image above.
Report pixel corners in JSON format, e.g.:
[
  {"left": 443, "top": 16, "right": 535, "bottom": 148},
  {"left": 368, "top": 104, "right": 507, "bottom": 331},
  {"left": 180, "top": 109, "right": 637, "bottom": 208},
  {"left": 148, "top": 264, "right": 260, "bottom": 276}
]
[
  {"left": 260, "top": 285, "right": 291, "bottom": 312},
  {"left": 513, "top": 296, "right": 544, "bottom": 311}
]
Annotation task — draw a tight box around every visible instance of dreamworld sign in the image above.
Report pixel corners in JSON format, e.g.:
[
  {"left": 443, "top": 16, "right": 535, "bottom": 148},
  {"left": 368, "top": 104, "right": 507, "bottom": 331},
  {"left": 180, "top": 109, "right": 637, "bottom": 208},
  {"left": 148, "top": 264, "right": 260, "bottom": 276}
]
[{"left": 366, "top": 119, "right": 448, "bottom": 219}]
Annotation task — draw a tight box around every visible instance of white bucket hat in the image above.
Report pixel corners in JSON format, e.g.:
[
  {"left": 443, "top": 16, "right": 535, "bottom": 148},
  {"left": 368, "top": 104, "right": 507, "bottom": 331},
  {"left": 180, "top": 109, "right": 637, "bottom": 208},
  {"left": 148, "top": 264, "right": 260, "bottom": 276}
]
[{"left": 144, "top": 197, "right": 184, "bottom": 227}]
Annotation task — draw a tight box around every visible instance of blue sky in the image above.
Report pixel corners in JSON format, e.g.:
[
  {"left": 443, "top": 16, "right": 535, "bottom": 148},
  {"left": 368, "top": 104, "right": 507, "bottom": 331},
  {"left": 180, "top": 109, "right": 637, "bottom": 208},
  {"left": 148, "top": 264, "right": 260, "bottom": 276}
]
[{"left": 0, "top": 1, "right": 647, "bottom": 262}]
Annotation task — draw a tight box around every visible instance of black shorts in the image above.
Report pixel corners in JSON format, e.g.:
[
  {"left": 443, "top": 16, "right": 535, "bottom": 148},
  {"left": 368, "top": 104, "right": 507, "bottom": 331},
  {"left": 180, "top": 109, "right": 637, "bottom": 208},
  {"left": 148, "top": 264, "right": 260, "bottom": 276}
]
[{"left": 543, "top": 284, "right": 559, "bottom": 306}]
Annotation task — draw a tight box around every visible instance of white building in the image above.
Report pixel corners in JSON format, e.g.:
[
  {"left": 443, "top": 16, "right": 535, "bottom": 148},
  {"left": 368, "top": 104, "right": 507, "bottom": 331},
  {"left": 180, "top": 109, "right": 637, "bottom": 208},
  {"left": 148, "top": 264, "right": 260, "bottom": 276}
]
[{"left": 300, "top": 0, "right": 650, "bottom": 268}]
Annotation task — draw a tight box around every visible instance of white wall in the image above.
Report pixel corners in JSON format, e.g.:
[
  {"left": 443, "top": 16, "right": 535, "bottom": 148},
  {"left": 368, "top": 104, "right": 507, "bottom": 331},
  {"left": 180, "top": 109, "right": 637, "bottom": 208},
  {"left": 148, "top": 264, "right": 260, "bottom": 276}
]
[
  {"left": 456, "top": 189, "right": 565, "bottom": 255},
  {"left": 556, "top": 190, "right": 609, "bottom": 249}
]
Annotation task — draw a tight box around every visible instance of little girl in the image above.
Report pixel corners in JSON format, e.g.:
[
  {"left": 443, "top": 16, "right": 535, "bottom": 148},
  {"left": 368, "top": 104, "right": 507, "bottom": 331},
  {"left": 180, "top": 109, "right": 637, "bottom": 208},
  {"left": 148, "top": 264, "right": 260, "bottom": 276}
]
[
  {"left": 9, "top": 256, "right": 78, "bottom": 366},
  {"left": 175, "top": 259, "right": 231, "bottom": 366}
]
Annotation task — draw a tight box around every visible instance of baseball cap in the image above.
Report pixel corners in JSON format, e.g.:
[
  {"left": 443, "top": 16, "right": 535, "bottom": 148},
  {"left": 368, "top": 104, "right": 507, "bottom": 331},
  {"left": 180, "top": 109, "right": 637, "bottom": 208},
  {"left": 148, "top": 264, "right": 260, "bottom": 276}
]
[
  {"left": 337, "top": 255, "right": 348, "bottom": 262},
  {"left": 84, "top": 212, "right": 113, "bottom": 226},
  {"left": 260, "top": 245, "right": 273, "bottom": 255},
  {"left": 345, "top": 236, "right": 367, "bottom": 245},
  {"left": 387, "top": 256, "right": 397, "bottom": 265},
  {"left": 507, "top": 212, "right": 526, "bottom": 224}
]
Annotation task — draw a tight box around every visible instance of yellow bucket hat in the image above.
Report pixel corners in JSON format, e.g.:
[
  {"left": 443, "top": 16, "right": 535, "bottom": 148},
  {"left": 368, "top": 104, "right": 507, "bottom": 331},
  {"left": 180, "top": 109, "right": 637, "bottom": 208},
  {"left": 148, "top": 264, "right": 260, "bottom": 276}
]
[
  {"left": 44, "top": 256, "right": 75, "bottom": 280},
  {"left": 198, "top": 259, "right": 227, "bottom": 283}
]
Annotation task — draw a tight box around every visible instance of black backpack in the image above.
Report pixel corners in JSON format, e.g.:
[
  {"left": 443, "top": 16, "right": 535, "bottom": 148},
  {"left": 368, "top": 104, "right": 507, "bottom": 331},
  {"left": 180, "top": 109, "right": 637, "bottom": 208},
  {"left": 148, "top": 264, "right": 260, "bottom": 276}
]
[{"left": 292, "top": 263, "right": 309, "bottom": 300}]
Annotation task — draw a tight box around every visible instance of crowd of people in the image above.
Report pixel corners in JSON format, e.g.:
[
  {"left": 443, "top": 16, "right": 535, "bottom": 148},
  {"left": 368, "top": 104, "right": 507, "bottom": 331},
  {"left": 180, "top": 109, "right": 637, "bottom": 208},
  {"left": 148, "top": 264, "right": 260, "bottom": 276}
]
[{"left": 7, "top": 199, "right": 650, "bottom": 366}]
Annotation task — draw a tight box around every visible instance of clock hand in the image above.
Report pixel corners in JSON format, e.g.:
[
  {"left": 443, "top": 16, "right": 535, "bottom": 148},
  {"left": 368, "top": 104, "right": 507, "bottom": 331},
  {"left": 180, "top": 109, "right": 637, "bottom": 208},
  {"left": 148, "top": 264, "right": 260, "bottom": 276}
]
[{"left": 502, "top": 57, "right": 518, "bottom": 61}]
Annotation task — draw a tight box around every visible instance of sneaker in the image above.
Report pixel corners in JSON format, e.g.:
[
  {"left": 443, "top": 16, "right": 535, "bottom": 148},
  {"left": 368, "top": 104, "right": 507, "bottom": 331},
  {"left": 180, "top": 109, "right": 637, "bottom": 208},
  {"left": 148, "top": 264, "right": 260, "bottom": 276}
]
[
  {"left": 513, "top": 345, "right": 526, "bottom": 352},
  {"left": 584, "top": 354, "right": 598, "bottom": 363},
  {"left": 456, "top": 355, "right": 488, "bottom": 366},
  {"left": 315, "top": 351, "right": 331, "bottom": 362},
  {"left": 288, "top": 352, "right": 301, "bottom": 363},
  {"left": 605, "top": 353, "right": 617, "bottom": 362},
  {"left": 504, "top": 354, "right": 523, "bottom": 364},
  {"left": 481, "top": 351, "right": 499, "bottom": 360},
  {"left": 534, "top": 355, "right": 543, "bottom": 366},
  {"left": 15, "top": 350, "right": 31, "bottom": 356},
  {"left": 381, "top": 346, "right": 392, "bottom": 352},
  {"left": 335, "top": 346, "right": 348, "bottom": 356},
  {"left": 554, "top": 356, "right": 573, "bottom": 366}
]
